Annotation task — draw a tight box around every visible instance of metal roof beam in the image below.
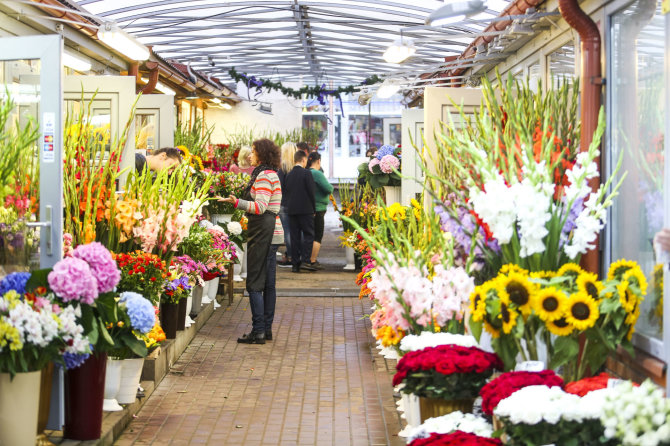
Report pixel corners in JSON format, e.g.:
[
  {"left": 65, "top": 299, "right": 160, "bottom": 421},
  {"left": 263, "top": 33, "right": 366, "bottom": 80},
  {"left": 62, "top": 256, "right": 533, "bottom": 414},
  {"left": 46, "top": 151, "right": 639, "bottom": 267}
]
[{"left": 293, "top": 1, "right": 320, "bottom": 81}]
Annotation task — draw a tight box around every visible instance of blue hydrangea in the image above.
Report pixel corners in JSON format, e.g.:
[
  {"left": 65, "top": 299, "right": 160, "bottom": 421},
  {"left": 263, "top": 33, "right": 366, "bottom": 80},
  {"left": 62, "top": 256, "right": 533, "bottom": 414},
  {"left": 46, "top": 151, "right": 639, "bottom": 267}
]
[
  {"left": 0, "top": 272, "right": 31, "bottom": 296},
  {"left": 62, "top": 351, "right": 91, "bottom": 369},
  {"left": 375, "top": 144, "right": 396, "bottom": 160},
  {"left": 120, "top": 291, "right": 155, "bottom": 334}
]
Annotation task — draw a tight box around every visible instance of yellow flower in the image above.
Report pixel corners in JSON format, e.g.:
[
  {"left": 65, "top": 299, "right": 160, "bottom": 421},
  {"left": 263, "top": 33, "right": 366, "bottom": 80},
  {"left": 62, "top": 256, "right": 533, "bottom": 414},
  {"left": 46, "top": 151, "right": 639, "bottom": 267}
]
[
  {"left": 623, "top": 266, "right": 648, "bottom": 296},
  {"left": 484, "top": 320, "right": 501, "bottom": 339},
  {"left": 546, "top": 316, "right": 574, "bottom": 336},
  {"left": 625, "top": 302, "right": 641, "bottom": 326},
  {"left": 177, "top": 145, "right": 191, "bottom": 158},
  {"left": 533, "top": 287, "right": 568, "bottom": 321},
  {"left": 530, "top": 270, "right": 556, "bottom": 280},
  {"left": 498, "top": 292, "right": 518, "bottom": 334},
  {"left": 626, "top": 324, "right": 635, "bottom": 340},
  {"left": 557, "top": 262, "right": 585, "bottom": 279},
  {"left": 576, "top": 272, "right": 604, "bottom": 300},
  {"left": 616, "top": 280, "right": 639, "bottom": 313},
  {"left": 0, "top": 320, "right": 23, "bottom": 351},
  {"left": 565, "top": 292, "right": 599, "bottom": 331},
  {"left": 500, "top": 264, "right": 529, "bottom": 276},
  {"left": 607, "top": 259, "right": 638, "bottom": 281},
  {"left": 469, "top": 286, "right": 487, "bottom": 322},
  {"left": 498, "top": 271, "right": 536, "bottom": 316}
]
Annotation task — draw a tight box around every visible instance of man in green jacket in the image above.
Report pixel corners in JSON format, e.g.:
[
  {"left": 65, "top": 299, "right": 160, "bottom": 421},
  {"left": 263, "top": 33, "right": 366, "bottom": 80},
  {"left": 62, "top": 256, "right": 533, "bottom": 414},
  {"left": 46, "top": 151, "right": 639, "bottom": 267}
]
[{"left": 306, "top": 152, "right": 334, "bottom": 269}]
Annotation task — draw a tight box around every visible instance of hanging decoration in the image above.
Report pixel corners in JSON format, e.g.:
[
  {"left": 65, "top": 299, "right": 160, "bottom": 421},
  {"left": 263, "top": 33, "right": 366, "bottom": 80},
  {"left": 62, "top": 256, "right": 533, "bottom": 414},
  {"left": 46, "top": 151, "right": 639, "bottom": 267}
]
[{"left": 227, "top": 67, "right": 382, "bottom": 106}]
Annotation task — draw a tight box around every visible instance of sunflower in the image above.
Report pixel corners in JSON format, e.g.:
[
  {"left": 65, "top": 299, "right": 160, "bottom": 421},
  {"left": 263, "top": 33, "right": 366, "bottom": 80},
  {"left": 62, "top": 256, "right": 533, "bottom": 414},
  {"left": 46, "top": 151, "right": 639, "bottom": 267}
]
[
  {"left": 607, "top": 258, "right": 638, "bottom": 281},
  {"left": 469, "top": 286, "right": 487, "bottom": 322},
  {"left": 626, "top": 324, "right": 635, "bottom": 341},
  {"left": 484, "top": 320, "right": 501, "bottom": 339},
  {"left": 623, "top": 265, "right": 648, "bottom": 296},
  {"left": 500, "top": 264, "right": 529, "bottom": 276},
  {"left": 546, "top": 316, "right": 574, "bottom": 336},
  {"left": 498, "top": 271, "right": 536, "bottom": 316},
  {"left": 533, "top": 287, "right": 568, "bottom": 321},
  {"left": 616, "top": 280, "right": 638, "bottom": 313},
  {"left": 557, "top": 262, "right": 585, "bottom": 279},
  {"left": 576, "top": 272, "right": 604, "bottom": 300},
  {"left": 530, "top": 270, "right": 556, "bottom": 281},
  {"left": 625, "top": 301, "right": 641, "bottom": 326},
  {"left": 497, "top": 293, "right": 518, "bottom": 334},
  {"left": 565, "top": 292, "right": 599, "bottom": 330},
  {"left": 176, "top": 145, "right": 191, "bottom": 158}
]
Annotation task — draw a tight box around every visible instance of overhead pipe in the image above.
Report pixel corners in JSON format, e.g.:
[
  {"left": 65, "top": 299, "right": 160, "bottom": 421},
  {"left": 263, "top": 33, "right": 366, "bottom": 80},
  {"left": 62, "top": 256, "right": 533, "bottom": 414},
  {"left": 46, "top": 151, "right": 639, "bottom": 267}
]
[
  {"left": 558, "top": 0, "right": 603, "bottom": 274},
  {"left": 29, "top": 0, "right": 99, "bottom": 39},
  {"left": 139, "top": 62, "right": 159, "bottom": 94}
]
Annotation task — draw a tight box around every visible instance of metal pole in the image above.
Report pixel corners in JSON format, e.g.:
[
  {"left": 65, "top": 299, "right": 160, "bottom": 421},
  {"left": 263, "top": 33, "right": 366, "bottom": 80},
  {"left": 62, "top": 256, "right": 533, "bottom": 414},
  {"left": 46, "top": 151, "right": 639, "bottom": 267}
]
[{"left": 328, "top": 82, "right": 335, "bottom": 178}]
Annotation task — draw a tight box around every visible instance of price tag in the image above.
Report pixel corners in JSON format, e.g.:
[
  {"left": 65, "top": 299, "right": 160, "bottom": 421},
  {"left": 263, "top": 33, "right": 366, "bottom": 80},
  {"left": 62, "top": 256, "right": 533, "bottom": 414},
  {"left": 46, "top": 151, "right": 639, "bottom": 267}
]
[
  {"left": 514, "top": 361, "right": 545, "bottom": 372},
  {"left": 607, "top": 379, "right": 624, "bottom": 388}
]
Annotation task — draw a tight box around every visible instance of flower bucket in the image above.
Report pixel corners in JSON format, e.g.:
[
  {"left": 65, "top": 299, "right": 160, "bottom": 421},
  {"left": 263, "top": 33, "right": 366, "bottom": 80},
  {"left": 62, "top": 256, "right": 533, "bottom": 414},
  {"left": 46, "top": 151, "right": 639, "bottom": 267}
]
[
  {"left": 419, "top": 397, "right": 474, "bottom": 423},
  {"left": 185, "top": 288, "right": 194, "bottom": 327},
  {"left": 207, "top": 277, "right": 220, "bottom": 301},
  {"left": 343, "top": 246, "right": 355, "bottom": 271},
  {"left": 116, "top": 358, "right": 144, "bottom": 405},
  {"left": 211, "top": 213, "right": 234, "bottom": 225},
  {"left": 240, "top": 242, "right": 248, "bottom": 279},
  {"left": 383, "top": 185, "right": 401, "bottom": 205},
  {"left": 160, "top": 302, "right": 179, "bottom": 339},
  {"left": 190, "top": 285, "right": 203, "bottom": 318},
  {"left": 37, "top": 363, "right": 54, "bottom": 446},
  {"left": 0, "top": 370, "right": 41, "bottom": 446},
  {"left": 233, "top": 244, "right": 244, "bottom": 282},
  {"left": 177, "top": 297, "right": 187, "bottom": 331},
  {"left": 64, "top": 353, "right": 107, "bottom": 441},
  {"left": 201, "top": 280, "right": 212, "bottom": 304},
  {"left": 103, "top": 359, "right": 123, "bottom": 411},
  {"left": 403, "top": 393, "right": 421, "bottom": 428}
]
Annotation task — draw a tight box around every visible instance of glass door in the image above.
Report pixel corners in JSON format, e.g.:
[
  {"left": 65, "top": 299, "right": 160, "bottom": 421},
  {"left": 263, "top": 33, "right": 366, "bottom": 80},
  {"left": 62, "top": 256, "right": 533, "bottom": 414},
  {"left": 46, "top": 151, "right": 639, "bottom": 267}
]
[{"left": 136, "top": 93, "right": 176, "bottom": 155}]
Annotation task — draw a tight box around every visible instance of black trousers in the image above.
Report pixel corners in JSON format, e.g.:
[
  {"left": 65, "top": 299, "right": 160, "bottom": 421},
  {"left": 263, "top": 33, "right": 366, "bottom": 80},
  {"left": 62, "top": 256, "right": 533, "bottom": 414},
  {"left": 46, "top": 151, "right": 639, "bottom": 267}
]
[{"left": 289, "top": 213, "right": 314, "bottom": 267}]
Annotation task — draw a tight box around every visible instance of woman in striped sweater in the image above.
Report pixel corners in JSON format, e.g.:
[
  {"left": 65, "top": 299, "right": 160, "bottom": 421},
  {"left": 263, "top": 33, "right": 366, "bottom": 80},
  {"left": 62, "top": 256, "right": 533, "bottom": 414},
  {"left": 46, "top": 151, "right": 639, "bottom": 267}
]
[{"left": 217, "top": 138, "right": 283, "bottom": 344}]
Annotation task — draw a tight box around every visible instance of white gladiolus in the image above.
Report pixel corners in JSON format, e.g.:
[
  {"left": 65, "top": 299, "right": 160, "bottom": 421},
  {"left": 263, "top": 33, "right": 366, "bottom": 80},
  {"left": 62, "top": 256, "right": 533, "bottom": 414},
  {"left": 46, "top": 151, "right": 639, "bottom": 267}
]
[
  {"left": 399, "top": 332, "right": 478, "bottom": 352},
  {"left": 469, "top": 176, "right": 517, "bottom": 244},
  {"left": 406, "top": 411, "right": 493, "bottom": 442}
]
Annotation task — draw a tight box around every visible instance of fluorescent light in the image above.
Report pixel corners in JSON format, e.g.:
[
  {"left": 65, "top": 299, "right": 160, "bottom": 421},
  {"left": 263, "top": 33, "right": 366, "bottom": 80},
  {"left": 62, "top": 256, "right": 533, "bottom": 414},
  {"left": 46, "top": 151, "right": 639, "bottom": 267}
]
[
  {"left": 140, "top": 77, "right": 175, "bottom": 95},
  {"left": 376, "top": 78, "right": 401, "bottom": 98},
  {"left": 211, "top": 97, "right": 222, "bottom": 104},
  {"left": 98, "top": 22, "right": 150, "bottom": 61},
  {"left": 221, "top": 102, "right": 232, "bottom": 110},
  {"left": 383, "top": 38, "right": 416, "bottom": 64},
  {"left": 425, "top": 0, "right": 487, "bottom": 26},
  {"left": 62, "top": 51, "right": 91, "bottom": 72}
]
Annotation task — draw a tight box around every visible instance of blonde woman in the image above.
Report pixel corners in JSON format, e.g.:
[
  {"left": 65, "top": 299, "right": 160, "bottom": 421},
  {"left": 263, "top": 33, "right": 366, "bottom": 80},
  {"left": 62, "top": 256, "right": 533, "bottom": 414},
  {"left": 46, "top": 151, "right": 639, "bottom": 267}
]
[
  {"left": 277, "top": 141, "right": 297, "bottom": 266},
  {"left": 230, "top": 145, "right": 255, "bottom": 175}
]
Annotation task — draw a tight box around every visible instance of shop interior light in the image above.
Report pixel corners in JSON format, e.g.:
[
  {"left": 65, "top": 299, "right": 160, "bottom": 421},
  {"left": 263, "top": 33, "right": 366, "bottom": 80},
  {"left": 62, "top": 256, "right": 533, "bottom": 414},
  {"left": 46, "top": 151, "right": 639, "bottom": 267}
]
[
  {"left": 140, "top": 77, "right": 176, "bottom": 95},
  {"left": 211, "top": 97, "right": 222, "bottom": 104},
  {"left": 383, "top": 37, "right": 416, "bottom": 64},
  {"left": 376, "top": 78, "right": 401, "bottom": 99},
  {"left": 98, "top": 22, "right": 150, "bottom": 61},
  {"left": 425, "top": 0, "right": 487, "bottom": 26},
  {"left": 62, "top": 51, "right": 91, "bottom": 72},
  {"left": 221, "top": 102, "right": 232, "bottom": 110}
]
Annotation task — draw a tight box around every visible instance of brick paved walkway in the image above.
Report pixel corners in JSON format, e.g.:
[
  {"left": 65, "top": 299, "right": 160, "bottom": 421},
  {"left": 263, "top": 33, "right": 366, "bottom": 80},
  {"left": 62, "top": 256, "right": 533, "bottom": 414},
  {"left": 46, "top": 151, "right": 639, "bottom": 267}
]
[{"left": 115, "top": 295, "right": 404, "bottom": 446}]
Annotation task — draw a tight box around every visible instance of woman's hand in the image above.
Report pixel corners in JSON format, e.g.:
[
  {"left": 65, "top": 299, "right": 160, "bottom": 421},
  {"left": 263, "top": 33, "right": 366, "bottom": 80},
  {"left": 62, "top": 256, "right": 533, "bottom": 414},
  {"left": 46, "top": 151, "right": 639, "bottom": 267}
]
[{"left": 215, "top": 194, "right": 236, "bottom": 204}]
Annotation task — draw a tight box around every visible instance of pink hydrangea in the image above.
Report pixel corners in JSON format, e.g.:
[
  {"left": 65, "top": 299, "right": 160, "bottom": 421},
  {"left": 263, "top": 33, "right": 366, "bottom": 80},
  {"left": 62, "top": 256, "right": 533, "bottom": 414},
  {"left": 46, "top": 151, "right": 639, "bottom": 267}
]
[
  {"left": 379, "top": 154, "right": 400, "bottom": 174},
  {"left": 72, "top": 242, "right": 121, "bottom": 293},
  {"left": 368, "top": 158, "right": 381, "bottom": 173},
  {"left": 48, "top": 257, "right": 99, "bottom": 304}
]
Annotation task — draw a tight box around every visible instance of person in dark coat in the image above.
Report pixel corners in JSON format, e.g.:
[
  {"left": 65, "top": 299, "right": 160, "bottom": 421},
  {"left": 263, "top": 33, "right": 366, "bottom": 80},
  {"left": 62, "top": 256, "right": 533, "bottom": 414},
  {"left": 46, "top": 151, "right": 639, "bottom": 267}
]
[{"left": 283, "top": 150, "right": 317, "bottom": 272}]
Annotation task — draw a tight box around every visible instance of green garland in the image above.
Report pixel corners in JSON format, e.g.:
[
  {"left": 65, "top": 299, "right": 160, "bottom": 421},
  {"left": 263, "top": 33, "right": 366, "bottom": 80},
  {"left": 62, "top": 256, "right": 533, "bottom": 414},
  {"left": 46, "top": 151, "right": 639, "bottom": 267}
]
[{"left": 228, "top": 67, "right": 382, "bottom": 102}]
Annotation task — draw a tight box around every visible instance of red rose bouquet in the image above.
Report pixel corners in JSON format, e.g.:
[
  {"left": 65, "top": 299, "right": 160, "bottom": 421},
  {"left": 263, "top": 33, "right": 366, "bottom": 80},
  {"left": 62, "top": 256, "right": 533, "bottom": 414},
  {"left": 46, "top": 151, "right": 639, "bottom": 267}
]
[
  {"left": 409, "top": 431, "right": 502, "bottom": 446},
  {"left": 479, "top": 370, "right": 564, "bottom": 415},
  {"left": 393, "top": 345, "right": 502, "bottom": 400},
  {"left": 113, "top": 251, "right": 167, "bottom": 305}
]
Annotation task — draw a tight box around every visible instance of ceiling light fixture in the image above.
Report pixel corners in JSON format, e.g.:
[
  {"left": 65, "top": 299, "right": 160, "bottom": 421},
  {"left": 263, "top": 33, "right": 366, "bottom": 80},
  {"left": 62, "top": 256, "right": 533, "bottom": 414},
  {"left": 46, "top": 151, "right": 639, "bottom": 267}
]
[
  {"left": 62, "top": 51, "right": 91, "bottom": 72},
  {"left": 221, "top": 102, "right": 232, "bottom": 110},
  {"left": 383, "top": 37, "right": 416, "bottom": 64},
  {"left": 425, "top": 0, "right": 487, "bottom": 26},
  {"left": 210, "top": 97, "right": 222, "bottom": 104},
  {"left": 98, "top": 22, "right": 150, "bottom": 61},
  {"left": 376, "top": 78, "right": 402, "bottom": 99},
  {"left": 140, "top": 77, "right": 176, "bottom": 95}
]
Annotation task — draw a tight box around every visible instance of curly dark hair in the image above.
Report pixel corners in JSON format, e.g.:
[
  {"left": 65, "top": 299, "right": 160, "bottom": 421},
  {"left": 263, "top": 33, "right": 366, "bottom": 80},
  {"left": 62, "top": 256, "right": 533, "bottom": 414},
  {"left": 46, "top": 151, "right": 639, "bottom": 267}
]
[{"left": 252, "top": 138, "right": 281, "bottom": 169}]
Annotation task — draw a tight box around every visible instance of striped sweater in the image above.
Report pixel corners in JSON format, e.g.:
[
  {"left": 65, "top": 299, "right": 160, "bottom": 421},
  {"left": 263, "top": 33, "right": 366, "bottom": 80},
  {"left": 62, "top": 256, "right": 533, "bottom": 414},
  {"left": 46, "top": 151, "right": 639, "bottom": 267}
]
[{"left": 235, "top": 170, "right": 284, "bottom": 245}]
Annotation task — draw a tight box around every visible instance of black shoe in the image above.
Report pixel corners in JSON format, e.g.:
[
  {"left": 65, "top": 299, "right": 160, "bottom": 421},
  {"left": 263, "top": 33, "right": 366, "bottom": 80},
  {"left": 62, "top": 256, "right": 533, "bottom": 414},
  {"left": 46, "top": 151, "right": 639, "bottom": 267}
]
[
  {"left": 265, "top": 331, "right": 272, "bottom": 341},
  {"left": 301, "top": 263, "right": 317, "bottom": 272},
  {"left": 278, "top": 259, "right": 292, "bottom": 267},
  {"left": 308, "top": 261, "right": 324, "bottom": 270},
  {"left": 237, "top": 332, "right": 266, "bottom": 344},
  {"left": 291, "top": 266, "right": 300, "bottom": 273}
]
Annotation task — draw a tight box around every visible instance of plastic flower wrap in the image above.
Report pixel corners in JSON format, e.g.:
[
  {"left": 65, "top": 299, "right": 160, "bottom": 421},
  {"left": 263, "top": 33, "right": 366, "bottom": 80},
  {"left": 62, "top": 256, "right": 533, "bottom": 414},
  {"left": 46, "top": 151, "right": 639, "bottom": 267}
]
[
  {"left": 600, "top": 380, "right": 670, "bottom": 445},
  {"left": 468, "top": 260, "right": 645, "bottom": 378},
  {"left": 479, "top": 370, "right": 564, "bottom": 416},
  {"left": 408, "top": 430, "right": 502, "bottom": 446},
  {"left": 393, "top": 344, "right": 502, "bottom": 399}
]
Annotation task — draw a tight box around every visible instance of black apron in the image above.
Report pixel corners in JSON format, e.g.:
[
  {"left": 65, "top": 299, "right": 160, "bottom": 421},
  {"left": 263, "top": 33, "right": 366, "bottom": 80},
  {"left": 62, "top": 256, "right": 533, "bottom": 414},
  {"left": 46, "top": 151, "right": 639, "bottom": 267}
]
[{"left": 245, "top": 212, "right": 276, "bottom": 292}]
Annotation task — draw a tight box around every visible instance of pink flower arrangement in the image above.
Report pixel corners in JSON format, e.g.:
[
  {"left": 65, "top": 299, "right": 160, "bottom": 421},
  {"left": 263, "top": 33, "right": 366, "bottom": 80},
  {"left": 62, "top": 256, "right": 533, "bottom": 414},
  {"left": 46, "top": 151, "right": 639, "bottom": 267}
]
[
  {"left": 47, "top": 257, "right": 99, "bottom": 304},
  {"left": 173, "top": 255, "right": 208, "bottom": 286},
  {"left": 368, "top": 158, "right": 381, "bottom": 173},
  {"left": 72, "top": 242, "right": 121, "bottom": 293},
  {"left": 379, "top": 154, "right": 400, "bottom": 174}
]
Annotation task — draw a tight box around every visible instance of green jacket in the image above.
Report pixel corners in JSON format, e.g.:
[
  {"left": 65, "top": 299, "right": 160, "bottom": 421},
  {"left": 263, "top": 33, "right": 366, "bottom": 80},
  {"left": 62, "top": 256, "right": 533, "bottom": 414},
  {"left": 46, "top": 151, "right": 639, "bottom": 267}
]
[{"left": 310, "top": 168, "right": 334, "bottom": 212}]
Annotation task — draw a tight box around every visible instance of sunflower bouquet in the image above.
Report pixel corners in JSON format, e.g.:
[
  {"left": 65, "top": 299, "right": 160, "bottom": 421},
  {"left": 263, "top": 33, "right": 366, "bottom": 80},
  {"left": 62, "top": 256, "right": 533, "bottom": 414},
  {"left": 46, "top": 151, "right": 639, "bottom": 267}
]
[{"left": 468, "top": 260, "right": 646, "bottom": 381}]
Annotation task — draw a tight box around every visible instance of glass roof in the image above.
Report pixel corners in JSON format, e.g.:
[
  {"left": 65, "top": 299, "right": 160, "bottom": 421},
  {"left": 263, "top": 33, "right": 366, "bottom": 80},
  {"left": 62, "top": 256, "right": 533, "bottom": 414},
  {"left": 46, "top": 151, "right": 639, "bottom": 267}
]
[{"left": 72, "top": 0, "right": 514, "bottom": 85}]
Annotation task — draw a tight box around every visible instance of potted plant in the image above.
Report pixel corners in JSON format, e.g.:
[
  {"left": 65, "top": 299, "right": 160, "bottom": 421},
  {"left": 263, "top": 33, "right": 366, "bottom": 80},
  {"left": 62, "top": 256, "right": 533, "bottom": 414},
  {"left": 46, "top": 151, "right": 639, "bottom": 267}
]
[
  {"left": 161, "top": 274, "right": 191, "bottom": 338},
  {"left": 113, "top": 250, "right": 167, "bottom": 306},
  {"left": 393, "top": 344, "right": 502, "bottom": 422},
  {"left": 356, "top": 144, "right": 402, "bottom": 192}
]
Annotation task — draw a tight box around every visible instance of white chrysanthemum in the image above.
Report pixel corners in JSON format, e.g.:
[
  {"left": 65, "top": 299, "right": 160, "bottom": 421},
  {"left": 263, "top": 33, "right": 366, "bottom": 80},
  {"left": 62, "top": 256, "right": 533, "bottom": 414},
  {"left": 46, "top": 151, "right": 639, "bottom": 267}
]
[
  {"left": 406, "top": 411, "right": 493, "bottom": 442},
  {"left": 227, "top": 221, "right": 243, "bottom": 236}
]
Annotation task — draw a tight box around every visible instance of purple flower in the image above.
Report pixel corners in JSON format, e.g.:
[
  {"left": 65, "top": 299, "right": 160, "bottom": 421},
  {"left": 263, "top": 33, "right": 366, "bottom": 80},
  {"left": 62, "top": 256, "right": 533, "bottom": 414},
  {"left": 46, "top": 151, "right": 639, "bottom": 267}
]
[
  {"left": 62, "top": 351, "right": 91, "bottom": 369},
  {"left": 379, "top": 154, "right": 400, "bottom": 174},
  {"left": 375, "top": 144, "right": 395, "bottom": 160},
  {"left": 48, "top": 257, "right": 99, "bottom": 304},
  {"left": 72, "top": 242, "right": 121, "bottom": 293},
  {"left": 368, "top": 158, "right": 381, "bottom": 173},
  {"left": 120, "top": 292, "right": 156, "bottom": 333},
  {"left": 0, "top": 272, "right": 31, "bottom": 295}
]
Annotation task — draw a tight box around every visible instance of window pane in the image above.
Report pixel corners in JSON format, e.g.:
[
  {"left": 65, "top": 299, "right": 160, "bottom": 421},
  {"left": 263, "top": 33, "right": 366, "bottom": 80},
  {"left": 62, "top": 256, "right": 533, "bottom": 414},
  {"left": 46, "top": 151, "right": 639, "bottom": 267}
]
[
  {"left": 548, "top": 42, "right": 575, "bottom": 86},
  {"left": 610, "top": 0, "right": 665, "bottom": 340}
]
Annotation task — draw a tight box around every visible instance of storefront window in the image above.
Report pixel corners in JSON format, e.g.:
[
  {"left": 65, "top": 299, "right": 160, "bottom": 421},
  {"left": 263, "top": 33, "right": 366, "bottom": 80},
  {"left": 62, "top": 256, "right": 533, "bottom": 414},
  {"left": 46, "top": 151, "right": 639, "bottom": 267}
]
[
  {"left": 302, "top": 114, "right": 328, "bottom": 150},
  {"left": 609, "top": 0, "right": 665, "bottom": 344},
  {"left": 348, "top": 115, "right": 383, "bottom": 157},
  {"left": 548, "top": 42, "right": 575, "bottom": 86},
  {"left": 528, "top": 61, "right": 541, "bottom": 92}
]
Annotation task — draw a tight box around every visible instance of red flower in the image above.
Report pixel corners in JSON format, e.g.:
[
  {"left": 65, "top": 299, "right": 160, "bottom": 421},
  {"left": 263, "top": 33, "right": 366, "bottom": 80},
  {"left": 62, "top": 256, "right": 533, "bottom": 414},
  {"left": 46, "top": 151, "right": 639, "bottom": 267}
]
[
  {"left": 564, "top": 372, "right": 639, "bottom": 397},
  {"left": 479, "top": 370, "right": 564, "bottom": 415},
  {"left": 409, "top": 431, "right": 502, "bottom": 446}
]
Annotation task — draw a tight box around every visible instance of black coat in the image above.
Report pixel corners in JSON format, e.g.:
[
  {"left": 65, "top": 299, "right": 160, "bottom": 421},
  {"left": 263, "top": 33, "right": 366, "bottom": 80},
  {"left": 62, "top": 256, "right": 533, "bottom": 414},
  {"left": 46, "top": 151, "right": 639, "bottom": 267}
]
[{"left": 284, "top": 165, "right": 316, "bottom": 215}]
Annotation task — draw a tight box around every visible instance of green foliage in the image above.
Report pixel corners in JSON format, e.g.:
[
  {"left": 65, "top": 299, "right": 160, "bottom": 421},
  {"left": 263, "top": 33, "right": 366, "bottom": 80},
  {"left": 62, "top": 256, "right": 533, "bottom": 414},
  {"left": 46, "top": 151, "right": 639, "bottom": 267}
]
[
  {"left": 175, "top": 116, "right": 214, "bottom": 158},
  {"left": 500, "top": 418, "right": 616, "bottom": 446},
  {"left": 222, "top": 125, "right": 321, "bottom": 150},
  {"left": 401, "top": 368, "right": 495, "bottom": 400}
]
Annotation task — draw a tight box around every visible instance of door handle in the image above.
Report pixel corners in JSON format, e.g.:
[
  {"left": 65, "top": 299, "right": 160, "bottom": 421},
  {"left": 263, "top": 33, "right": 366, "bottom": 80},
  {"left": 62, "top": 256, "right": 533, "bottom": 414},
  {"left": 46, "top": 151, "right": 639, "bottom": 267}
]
[{"left": 25, "top": 205, "right": 52, "bottom": 256}]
